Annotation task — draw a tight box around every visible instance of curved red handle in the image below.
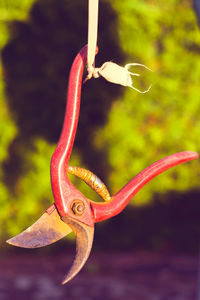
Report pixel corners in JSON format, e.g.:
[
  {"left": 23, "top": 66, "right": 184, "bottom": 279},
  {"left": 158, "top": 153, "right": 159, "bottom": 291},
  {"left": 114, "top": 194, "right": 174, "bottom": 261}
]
[
  {"left": 50, "top": 45, "right": 96, "bottom": 225},
  {"left": 50, "top": 45, "right": 198, "bottom": 227},
  {"left": 91, "top": 151, "right": 198, "bottom": 222}
]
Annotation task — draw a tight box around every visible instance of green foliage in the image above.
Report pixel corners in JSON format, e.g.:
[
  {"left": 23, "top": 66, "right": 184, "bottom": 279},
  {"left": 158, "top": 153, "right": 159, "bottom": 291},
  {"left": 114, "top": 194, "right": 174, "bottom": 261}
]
[
  {"left": 0, "top": 0, "right": 123, "bottom": 239},
  {"left": 6, "top": 138, "right": 54, "bottom": 236},
  {"left": 0, "top": 0, "right": 36, "bottom": 237},
  {"left": 0, "top": 0, "right": 199, "bottom": 245},
  {"left": 0, "top": 0, "right": 35, "bottom": 20},
  {"left": 95, "top": 0, "right": 200, "bottom": 205},
  {"left": 0, "top": 0, "right": 35, "bottom": 47}
]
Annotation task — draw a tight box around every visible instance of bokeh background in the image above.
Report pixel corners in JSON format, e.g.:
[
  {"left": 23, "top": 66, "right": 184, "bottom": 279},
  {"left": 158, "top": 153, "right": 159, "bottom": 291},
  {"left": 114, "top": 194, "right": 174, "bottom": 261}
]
[{"left": 0, "top": 0, "right": 200, "bottom": 299}]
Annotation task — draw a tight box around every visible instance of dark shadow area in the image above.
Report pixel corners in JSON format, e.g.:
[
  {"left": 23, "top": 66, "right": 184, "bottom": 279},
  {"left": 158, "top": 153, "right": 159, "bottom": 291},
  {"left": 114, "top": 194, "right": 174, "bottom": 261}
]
[
  {"left": 94, "top": 189, "right": 200, "bottom": 254},
  {"left": 194, "top": 0, "right": 200, "bottom": 26},
  {"left": 1, "top": 0, "right": 125, "bottom": 189}
]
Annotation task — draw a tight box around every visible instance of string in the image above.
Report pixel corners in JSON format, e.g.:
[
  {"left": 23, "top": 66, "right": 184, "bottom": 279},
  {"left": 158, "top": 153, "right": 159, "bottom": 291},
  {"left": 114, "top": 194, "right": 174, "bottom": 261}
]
[{"left": 87, "top": 0, "right": 99, "bottom": 80}]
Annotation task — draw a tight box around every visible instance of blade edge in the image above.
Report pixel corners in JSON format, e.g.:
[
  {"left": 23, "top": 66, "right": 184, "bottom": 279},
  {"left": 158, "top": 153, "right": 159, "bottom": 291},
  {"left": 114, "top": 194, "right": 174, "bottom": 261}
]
[
  {"left": 7, "top": 205, "right": 72, "bottom": 248},
  {"left": 61, "top": 217, "right": 94, "bottom": 284}
]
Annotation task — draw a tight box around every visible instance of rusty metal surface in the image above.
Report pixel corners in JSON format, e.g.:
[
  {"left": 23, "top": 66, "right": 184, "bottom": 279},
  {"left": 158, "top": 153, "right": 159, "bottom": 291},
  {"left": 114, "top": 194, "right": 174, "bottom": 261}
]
[
  {"left": 7, "top": 206, "right": 72, "bottom": 248},
  {"left": 68, "top": 166, "right": 111, "bottom": 202},
  {"left": 61, "top": 216, "right": 94, "bottom": 284}
]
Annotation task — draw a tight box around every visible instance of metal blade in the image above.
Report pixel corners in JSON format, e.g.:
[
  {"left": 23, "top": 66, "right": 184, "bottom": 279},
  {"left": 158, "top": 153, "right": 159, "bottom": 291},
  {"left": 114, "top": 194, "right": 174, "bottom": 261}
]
[
  {"left": 7, "top": 205, "right": 72, "bottom": 248},
  {"left": 61, "top": 216, "right": 94, "bottom": 284}
]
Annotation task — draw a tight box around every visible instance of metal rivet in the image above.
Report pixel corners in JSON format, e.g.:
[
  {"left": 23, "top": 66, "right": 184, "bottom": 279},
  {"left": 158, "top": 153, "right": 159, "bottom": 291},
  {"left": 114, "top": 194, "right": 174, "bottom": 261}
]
[{"left": 71, "top": 200, "right": 85, "bottom": 216}]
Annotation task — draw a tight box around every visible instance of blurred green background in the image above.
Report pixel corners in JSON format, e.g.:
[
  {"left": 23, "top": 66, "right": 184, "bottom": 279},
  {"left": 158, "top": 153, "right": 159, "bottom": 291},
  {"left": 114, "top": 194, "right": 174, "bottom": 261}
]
[{"left": 0, "top": 0, "right": 200, "bottom": 252}]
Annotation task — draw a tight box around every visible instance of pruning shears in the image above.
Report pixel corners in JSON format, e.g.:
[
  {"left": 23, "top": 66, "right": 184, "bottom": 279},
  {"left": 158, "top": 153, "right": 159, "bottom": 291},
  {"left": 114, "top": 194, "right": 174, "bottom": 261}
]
[{"left": 7, "top": 45, "right": 199, "bottom": 284}]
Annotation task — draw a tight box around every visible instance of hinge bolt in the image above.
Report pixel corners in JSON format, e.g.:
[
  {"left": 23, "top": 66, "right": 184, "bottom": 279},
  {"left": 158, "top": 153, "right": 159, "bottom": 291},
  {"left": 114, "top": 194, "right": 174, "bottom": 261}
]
[{"left": 71, "top": 200, "right": 85, "bottom": 215}]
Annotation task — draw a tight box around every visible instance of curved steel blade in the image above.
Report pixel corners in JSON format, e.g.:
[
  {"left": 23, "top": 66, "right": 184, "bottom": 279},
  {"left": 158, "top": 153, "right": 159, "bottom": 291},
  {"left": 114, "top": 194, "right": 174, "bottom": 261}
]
[
  {"left": 7, "top": 205, "right": 72, "bottom": 248},
  {"left": 61, "top": 217, "right": 94, "bottom": 284}
]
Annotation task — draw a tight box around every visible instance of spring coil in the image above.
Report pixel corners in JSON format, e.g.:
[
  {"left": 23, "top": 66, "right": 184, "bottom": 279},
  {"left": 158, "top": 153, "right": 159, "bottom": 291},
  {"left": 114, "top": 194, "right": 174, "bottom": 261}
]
[{"left": 68, "top": 166, "right": 111, "bottom": 202}]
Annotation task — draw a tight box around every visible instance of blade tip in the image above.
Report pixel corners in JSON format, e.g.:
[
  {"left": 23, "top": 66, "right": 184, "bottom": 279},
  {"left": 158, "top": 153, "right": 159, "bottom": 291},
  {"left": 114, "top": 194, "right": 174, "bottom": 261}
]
[
  {"left": 6, "top": 240, "right": 22, "bottom": 247},
  {"left": 61, "top": 276, "right": 70, "bottom": 285},
  {"left": 6, "top": 239, "right": 14, "bottom": 246}
]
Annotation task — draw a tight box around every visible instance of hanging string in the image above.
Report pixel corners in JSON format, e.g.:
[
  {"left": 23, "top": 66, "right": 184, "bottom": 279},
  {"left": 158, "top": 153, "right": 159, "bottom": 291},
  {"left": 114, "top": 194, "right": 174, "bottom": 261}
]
[
  {"left": 87, "top": 0, "right": 99, "bottom": 80},
  {"left": 85, "top": 0, "right": 152, "bottom": 93}
]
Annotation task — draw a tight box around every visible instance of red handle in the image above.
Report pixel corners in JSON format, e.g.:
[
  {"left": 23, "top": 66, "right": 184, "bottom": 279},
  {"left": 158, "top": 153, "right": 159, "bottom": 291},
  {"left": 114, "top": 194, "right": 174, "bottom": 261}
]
[
  {"left": 50, "top": 46, "right": 198, "bottom": 227},
  {"left": 91, "top": 151, "right": 198, "bottom": 222},
  {"left": 50, "top": 45, "right": 96, "bottom": 225}
]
